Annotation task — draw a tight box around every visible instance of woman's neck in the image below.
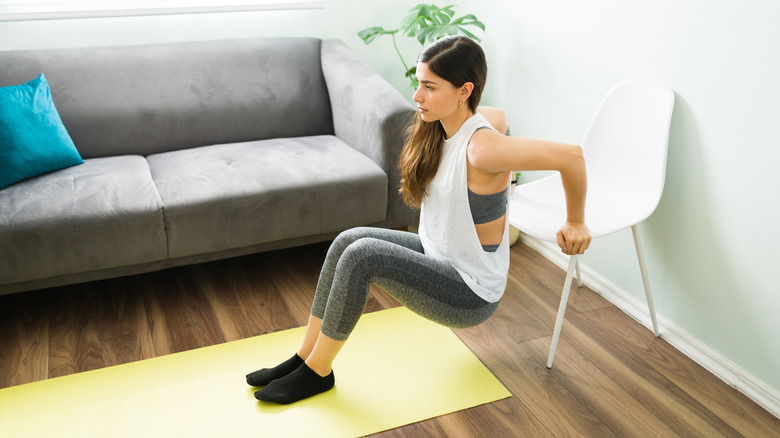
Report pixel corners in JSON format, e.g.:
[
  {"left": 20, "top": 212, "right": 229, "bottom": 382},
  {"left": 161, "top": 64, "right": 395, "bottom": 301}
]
[{"left": 441, "top": 108, "right": 475, "bottom": 140}]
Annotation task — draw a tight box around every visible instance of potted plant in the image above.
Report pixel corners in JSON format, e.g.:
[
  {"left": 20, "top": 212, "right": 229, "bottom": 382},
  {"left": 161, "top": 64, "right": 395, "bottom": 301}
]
[{"left": 357, "top": 3, "right": 486, "bottom": 90}]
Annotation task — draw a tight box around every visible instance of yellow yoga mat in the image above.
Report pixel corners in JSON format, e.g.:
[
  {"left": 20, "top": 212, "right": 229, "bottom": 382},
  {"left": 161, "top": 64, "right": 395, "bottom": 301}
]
[{"left": 0, "top": 307, "right": 510, "bottom": 437}]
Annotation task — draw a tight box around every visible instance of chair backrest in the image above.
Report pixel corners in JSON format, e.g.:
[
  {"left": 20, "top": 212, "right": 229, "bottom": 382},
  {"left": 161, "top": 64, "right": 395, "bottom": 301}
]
[{"left": 581, "top": 79, "right": 675, "bottom": 221}]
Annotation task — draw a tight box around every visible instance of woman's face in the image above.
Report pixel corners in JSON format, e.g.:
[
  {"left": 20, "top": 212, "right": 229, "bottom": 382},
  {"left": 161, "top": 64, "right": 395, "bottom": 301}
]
[{"left": 412, "top": 62, "right": 461, "bottom": 123}]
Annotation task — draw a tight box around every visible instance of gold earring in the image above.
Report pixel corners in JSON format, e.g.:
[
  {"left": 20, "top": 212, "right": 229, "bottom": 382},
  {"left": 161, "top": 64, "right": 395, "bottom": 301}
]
[{"left": 459, "top": 100, "right": 465, "bottom": 107}]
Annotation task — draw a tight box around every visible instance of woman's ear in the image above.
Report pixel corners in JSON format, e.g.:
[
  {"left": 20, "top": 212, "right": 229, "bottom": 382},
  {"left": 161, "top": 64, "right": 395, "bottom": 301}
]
[{"left": 460, "top": 82, "right": 474, "bottom": 101}]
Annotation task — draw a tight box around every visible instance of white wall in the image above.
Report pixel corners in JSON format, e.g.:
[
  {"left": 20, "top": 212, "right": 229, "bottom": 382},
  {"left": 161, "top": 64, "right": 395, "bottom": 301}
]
[
  {"left": 2, "top": 0, "right": 778, "bottom": 406},
  {"left": 469, "top": 0, "right": 780, "bottom": 401}
]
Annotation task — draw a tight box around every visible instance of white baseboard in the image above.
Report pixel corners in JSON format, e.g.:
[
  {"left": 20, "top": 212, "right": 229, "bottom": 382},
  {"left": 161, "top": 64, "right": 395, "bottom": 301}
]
[{"left": 517, "top": 233, "right": 780, "bottom": 419}]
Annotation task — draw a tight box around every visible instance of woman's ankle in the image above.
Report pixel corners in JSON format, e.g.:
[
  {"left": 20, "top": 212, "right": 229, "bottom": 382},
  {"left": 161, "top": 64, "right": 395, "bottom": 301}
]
[
  {"left": 304, "top": 358, "right": 332, "bottom": 377},
  {"left": 296, "top": 349, "right": 310, "bottom": 361}
]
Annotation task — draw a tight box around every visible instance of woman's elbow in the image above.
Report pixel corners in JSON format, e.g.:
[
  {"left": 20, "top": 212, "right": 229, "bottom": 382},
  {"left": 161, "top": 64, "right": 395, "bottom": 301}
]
[
  {"left": 571, "top": 145, "right": 584, "bottom": 162},
  {"left": 564, "top": 144, "right": 585, "bottom": 173},
  {"left": 568, "top": 144, "right": 585, "bottom": 163}
]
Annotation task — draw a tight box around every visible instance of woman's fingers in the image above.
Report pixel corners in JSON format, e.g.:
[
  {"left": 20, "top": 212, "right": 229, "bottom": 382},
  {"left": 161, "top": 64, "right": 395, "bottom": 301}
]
[
  {"left": 556, "top": 229, "right": 567, "bottom": 253},
  {"left": 557, "top": 223, "right": 592, "bottom": 255}
]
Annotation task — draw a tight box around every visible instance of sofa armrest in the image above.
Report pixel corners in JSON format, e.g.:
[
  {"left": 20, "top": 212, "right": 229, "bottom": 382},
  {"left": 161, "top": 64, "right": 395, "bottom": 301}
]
[{"left": 320, "top": 39, "right": 416, "bottom": 229}]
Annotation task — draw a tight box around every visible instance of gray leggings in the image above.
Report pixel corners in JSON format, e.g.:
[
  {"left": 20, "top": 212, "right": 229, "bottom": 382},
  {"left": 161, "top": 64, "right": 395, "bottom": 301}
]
[{"left": 311, "top": 227, "right": 500, "bottom": 341}]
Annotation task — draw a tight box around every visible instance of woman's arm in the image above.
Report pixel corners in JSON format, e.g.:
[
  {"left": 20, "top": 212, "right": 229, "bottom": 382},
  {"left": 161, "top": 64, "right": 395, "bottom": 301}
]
[{"left": 468, "top": 129, "right": 591, "bottom": 255}]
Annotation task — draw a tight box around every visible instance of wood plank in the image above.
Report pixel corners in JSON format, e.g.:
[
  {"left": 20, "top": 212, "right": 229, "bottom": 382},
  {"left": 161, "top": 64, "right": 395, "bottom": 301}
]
[
  {"left": 230, "top": 254, "right": 299, "bottom": 336},
  {"left": 272, "top": 249, "right": 322, "bottom": 326},
  {"left": 523, "top": 336, "right": 679, "bottom": 437},
  {"left": 368, "top": 285, "right": 402, "bottom": 311},
  {"left": 499, "top": 276, "right": 554, "bottom": 343},
  {"left": 510, "top": 241, "right": 612, "bottom": 313},
  {"left": 515, "top": 240, "right": 777, "bottom": 436},
  {"left": 371, "top": 421, "right": 448, "bottom": 438},
  {"left": 588, "top": 306, "right": 780, "bottom": 437},
  {"left": 539, "top": 298, "right": 742, "bottom": 437},
  {"left": 455, "top": 311, "right": 617, "bottom": 437},
  {"left": 141, "top": 269, "right": 205, "bottom": 356},
  {"left": 47, "top": 285, "right": 102, "bottom": 380},
  {"left": 362, "top": 285, "right": 386, "bottom": 314},
  {"left": 186, "top": 260, "right": 263, "bottom": 343},
  {"left": 180, "top": 265, "right": 229, "bottom": 347},
  {"left": 427, "top": 397, "right": 555, "bottom": 438},
  {"left": 0, "top": 290, "right": 49, "bottom": 387},
  {"left": 97, "top": 276, "right": 155, "bottom": 367}
]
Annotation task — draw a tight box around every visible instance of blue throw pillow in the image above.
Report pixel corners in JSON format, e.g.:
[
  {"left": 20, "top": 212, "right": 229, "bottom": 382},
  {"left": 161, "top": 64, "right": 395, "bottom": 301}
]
[{"left": 0, "top": 73, "right": 83, "bottom": 189}]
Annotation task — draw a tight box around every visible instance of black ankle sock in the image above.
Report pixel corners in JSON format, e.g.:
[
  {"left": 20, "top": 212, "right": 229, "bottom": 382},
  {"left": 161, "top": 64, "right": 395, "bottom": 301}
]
[
  {"left": 246, "top": 353, "right": 305, "bottom": 387},
  {"left": 254, "top": 362, "right": 335, "bottom": 404}
]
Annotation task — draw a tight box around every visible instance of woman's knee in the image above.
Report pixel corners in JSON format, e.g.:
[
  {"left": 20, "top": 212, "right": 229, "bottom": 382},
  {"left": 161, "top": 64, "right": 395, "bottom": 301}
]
[
  {"left": 328, "top": 228, "right": 363, "bottom": 259},
  {"left": 337, "top": 237, "right": 377, "bottom": 271},
  {"left": 332, "top": 227, "right": 373, "bottom": 248},
  {"left": 330, "top": 228, "right": 387, "bottom": 259}
]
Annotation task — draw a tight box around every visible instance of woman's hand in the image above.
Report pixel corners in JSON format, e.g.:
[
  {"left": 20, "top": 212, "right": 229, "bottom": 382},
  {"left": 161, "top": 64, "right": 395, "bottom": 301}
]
[{"left": 556, "top": 222, "right": 592, "bottom": 255}]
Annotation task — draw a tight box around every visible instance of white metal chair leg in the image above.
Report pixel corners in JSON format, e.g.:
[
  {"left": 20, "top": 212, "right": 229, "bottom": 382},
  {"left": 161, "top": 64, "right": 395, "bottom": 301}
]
[
  {"left": 575, "top": 257, "right": 583, "bottom": 287},
  {"left": 547, "top": 255, "right": 579, "bottom": 368},
  {"left": 631, "top": 225, "right": 660, "bottom": 337}
]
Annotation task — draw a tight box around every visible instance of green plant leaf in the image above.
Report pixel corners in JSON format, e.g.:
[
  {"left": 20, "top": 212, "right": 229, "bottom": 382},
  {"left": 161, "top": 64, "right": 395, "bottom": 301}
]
[
  {"left": 434, "top": 7, "right": 453, "bottom": 24},
  {"left": 357, "top": 26, "right": 398, "bottom": 45},
  {"left": 438, "top": 12, "right": 451, "bottom": 25},
  {"left": 399, "top": 5, "right": 432, "bottom": 37},
  {"left": 416, "top": 27, "right": 433, "bottom": 45},
  {"left": 406, "top": 66, "right": 419, "bottom": 90},
  {"left": 452, "top": 14, "right": 486, "bottom": 31},
  {"left": 418, "top": 26, "right": 448, "bottom": 44},
  {"left": 457, "top": 27, "right": 480, "bottom": 42}
]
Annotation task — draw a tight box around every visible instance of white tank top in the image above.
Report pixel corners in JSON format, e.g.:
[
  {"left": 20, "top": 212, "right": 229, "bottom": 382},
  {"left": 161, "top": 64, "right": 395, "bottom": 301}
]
[{"left": 418, "top": 112, "right": 510, "bottom": 303}]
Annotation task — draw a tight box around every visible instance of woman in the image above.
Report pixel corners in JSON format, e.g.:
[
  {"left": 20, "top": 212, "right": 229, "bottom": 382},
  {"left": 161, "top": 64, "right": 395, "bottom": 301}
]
[{"left": 247, "top": 35, "right": 591, "bottom": 404}]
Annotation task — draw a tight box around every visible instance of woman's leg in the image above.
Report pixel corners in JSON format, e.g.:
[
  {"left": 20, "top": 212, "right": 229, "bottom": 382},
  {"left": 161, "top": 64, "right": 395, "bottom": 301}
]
[
  {"left": 297, "top": 314, "right": 322, "bottom": 360},
  {"left": 250, "top": 228, "right": 415, "bottom": 402},
  {"left": 252, "top": 227, "right": 499, "bottom": 404},
  {"left": 246, "top": 228, "right": 401, "bottom": 389},
  {"left": 296, "top": 227, "right": 420, "bottom": 362},
  {"left": 296, "top": 315, "right": 343, "bottom": 376},
  {"left": 255, "top": 229, "right": 498, "bottom": 403},
  {"left": 307, "top": 227, "right": 426, "bottom": 326}
]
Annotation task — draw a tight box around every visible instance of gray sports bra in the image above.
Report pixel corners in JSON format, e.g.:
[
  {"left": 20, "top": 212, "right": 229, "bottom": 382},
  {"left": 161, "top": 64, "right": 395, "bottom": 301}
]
[
  {"left": 468, "top": 186, "right": 508, "bottom": 224},
  {"left": 468, "top": 186, "right": 508, "bottom": 252}
]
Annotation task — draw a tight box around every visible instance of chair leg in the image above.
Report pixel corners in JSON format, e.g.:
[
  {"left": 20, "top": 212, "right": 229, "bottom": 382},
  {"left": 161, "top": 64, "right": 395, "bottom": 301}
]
[
  {"left": 575, "top": 257, "right": 583, "bottom": 287},
  {"left": 547, "top": 255, "right": 579, "bottom": 368},
  {"left": 631, "top": 225, "right": 660, "bottom": 337}
]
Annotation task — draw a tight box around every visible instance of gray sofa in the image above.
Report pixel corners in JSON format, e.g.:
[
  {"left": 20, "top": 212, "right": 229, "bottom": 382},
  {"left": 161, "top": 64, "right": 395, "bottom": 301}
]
[{"left": 0, "top": 37, "right": 415, "bottom": 295}]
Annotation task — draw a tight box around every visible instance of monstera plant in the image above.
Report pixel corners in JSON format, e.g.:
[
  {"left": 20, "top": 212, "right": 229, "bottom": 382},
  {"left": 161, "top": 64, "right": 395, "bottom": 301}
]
[{"left": 358, "top": 3, "right": 486, "bottom": 90}]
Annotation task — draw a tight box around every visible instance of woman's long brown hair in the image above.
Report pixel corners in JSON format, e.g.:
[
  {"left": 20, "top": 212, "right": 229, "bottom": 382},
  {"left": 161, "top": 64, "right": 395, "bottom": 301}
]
[{"left": 399, "top": 36, "right": 487, "bottom": 208}]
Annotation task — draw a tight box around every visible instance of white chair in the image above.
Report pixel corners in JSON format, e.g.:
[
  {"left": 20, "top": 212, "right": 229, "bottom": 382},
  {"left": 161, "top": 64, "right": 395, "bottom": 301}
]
[{"left": 507, "top": 78, "right": 675, "bottom": 368}]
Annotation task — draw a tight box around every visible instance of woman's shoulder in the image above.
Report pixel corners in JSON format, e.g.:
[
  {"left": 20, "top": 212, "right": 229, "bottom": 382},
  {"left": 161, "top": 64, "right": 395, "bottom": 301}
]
[{"left": 477, "top": 106, "right": 508, "bottom": 135}]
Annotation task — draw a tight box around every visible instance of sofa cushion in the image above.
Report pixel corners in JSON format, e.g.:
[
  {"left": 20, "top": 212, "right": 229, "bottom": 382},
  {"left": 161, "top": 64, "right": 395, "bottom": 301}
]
[
  {"left": 0, "top": 156, "right": 167, "bottom": 285},
  {"left": 147, "top": 135, "right": 387, "bottom": 259},
  {"left": 0, "top": 74, "right": 84, "bottom": 189}
]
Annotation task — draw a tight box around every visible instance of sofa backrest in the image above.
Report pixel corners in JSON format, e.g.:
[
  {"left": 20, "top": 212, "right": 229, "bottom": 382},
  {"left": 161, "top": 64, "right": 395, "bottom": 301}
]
[{"left": 0, "top": 38, "right": 334, "bottom": 158}]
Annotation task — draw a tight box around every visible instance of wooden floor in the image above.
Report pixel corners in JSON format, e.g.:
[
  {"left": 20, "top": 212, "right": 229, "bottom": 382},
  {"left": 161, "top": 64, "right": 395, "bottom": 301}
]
[{"left": 1, "top": 240, "right": 778, "bottom": 437}]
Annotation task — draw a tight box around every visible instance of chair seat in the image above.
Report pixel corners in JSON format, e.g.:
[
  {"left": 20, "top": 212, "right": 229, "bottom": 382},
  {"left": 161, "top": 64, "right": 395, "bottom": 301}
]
[{"left": 508, "top": 175, "right": 658, "bottom": 242}]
